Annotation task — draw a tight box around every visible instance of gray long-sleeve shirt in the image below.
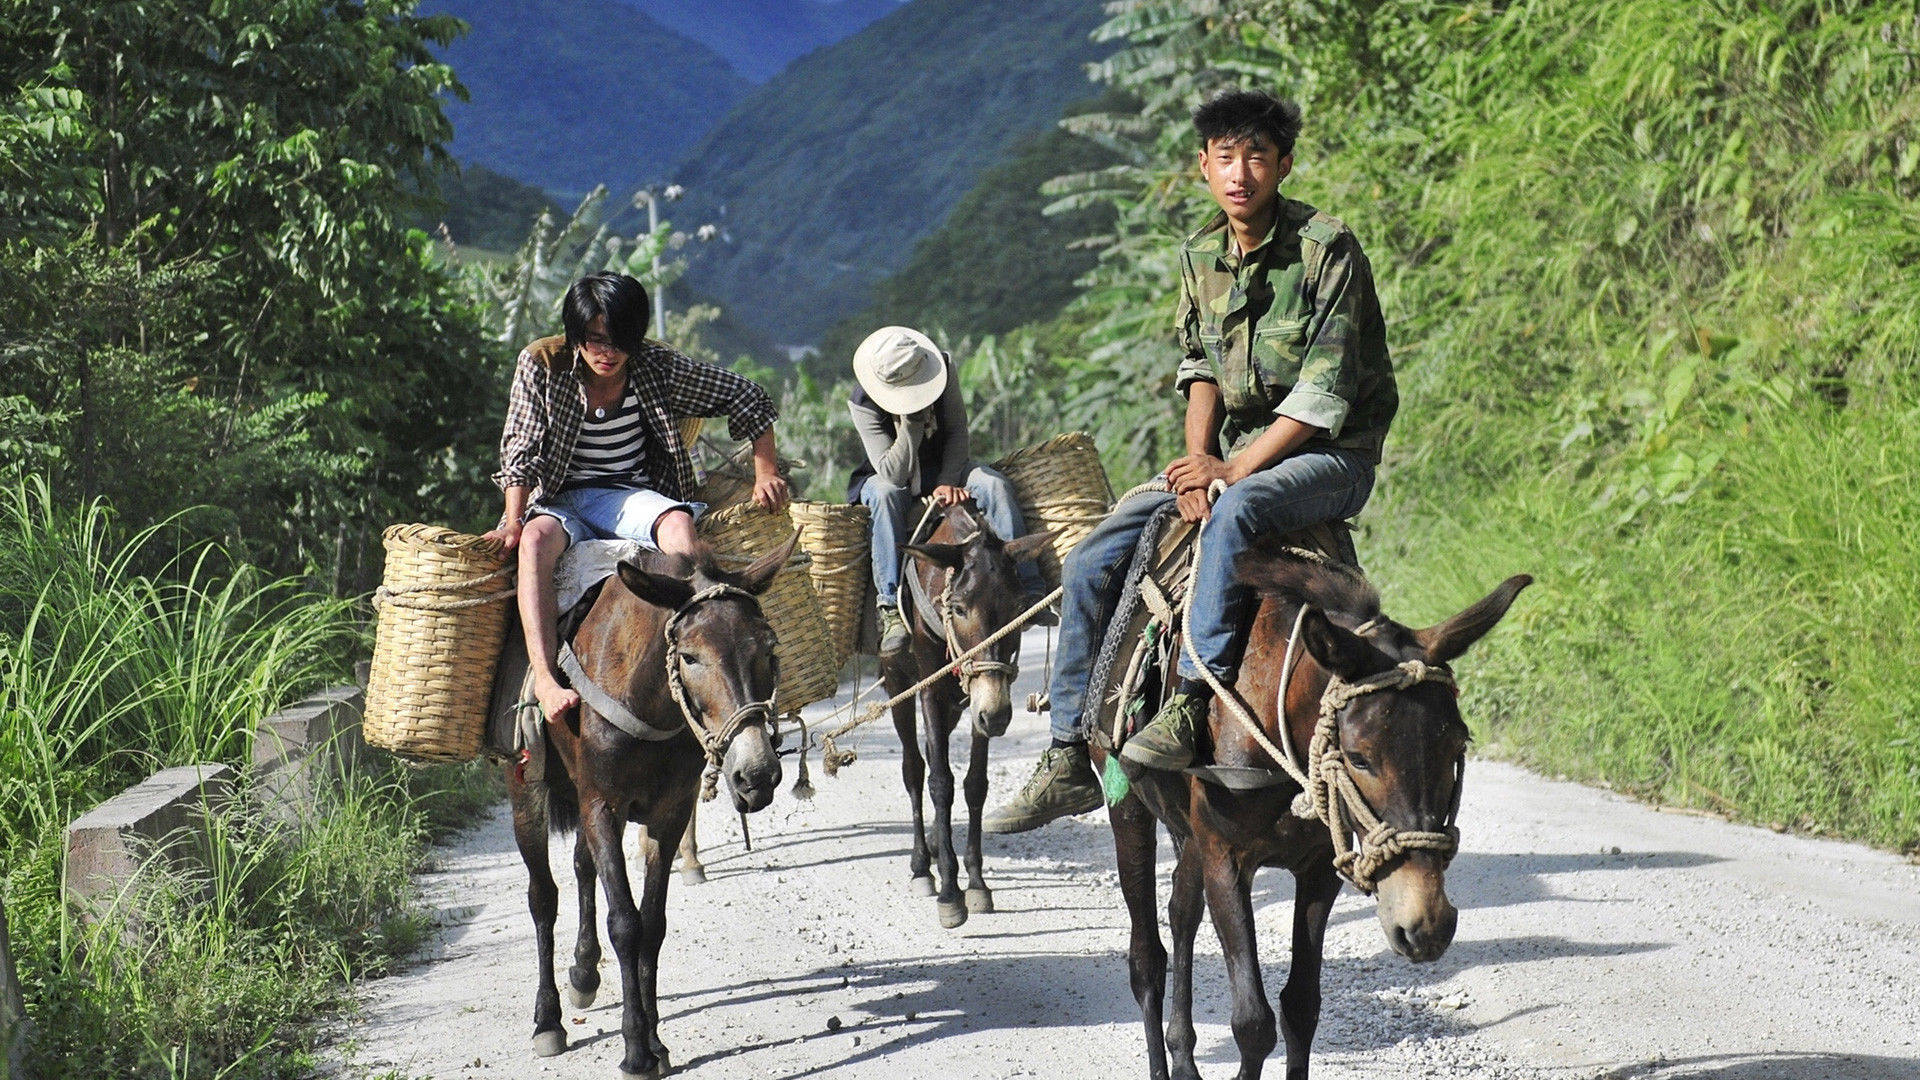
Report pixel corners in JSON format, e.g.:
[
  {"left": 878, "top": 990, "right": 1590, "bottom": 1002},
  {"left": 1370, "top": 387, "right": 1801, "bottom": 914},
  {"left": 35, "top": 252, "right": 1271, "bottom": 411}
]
[{"left": 847, "top": 357, "right": 969, "bottom": 495}]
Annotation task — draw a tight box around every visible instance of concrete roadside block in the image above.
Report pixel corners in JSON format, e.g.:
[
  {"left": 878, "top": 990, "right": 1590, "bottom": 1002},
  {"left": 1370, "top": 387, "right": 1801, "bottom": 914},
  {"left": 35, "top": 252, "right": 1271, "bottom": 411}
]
[
  {"left": 2, "top": 896, "right": 29, "bottom": 1080},
  {"left": 252, "top": 685, "right": 366, "bottom": 825},
  {"left": 62, "top": 763, "right": 234, "bottom": 918}
]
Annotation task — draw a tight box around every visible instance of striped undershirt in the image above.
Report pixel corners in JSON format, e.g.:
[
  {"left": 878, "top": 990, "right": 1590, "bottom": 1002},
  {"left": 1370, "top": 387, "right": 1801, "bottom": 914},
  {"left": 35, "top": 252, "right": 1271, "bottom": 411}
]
[{"left": 563, "top": 390, "right": 653, "bottom": 489}]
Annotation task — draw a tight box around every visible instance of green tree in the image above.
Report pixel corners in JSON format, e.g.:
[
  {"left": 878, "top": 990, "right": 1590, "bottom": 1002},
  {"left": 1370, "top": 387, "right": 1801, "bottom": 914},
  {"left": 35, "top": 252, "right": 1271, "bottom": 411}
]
[{"left": 0, "top": 0, "right": 497, "bottom": 589}]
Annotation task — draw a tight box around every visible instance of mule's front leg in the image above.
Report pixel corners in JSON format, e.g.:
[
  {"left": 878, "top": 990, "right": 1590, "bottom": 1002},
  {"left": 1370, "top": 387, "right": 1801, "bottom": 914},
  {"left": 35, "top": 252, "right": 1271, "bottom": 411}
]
[
  {"left": 508, "top": 779, "right": 567, "bottom": 1059},
  {"left": 1204, "top": 844, "right": 1277, "bottom": 1080},
  {"left": 568, "top": 829, "right": 602, "bottom": 1009},
  {"left": 1109, "top": 793, "right": 1170, "bottom": 1080},
  {"left": 636, "top": 821, "right": 682, "bottom": 1073},
  {"left": 960, "top": 729, "right": 993, "bottom": 914},
  {"left": 581, "top": 797, "right": 660, "bottom": 1078},
  {"left": 1165, "top": 840, "right": 1207, "bottom": 1080},
  {"left": 920, "top": 683, "right": 966, "bottom": 928},
  {"left": 890, "top": 683, "right": 933, "bottom": 895},
  {"left": 1278, "top": 864, "right": 1342, "bottom": 1080}
]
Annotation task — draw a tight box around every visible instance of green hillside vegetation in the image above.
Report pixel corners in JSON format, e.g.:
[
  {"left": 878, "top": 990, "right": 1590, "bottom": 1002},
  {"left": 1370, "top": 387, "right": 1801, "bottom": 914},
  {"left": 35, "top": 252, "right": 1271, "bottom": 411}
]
[
  {"left": 814, "top": 121, "right": 1121, "bottom": 380},
  {"left": 628, "top": 0, "right": 901, "bottom": 82},
  {"left": 424, "top": 0, "right": 749, "bottom": 200},
  {"left": 873, "top": 0, "right": 1919, "bottom": 849},
  {"left": 667, "top": 0, "right": 1113, "bottom": 344}
]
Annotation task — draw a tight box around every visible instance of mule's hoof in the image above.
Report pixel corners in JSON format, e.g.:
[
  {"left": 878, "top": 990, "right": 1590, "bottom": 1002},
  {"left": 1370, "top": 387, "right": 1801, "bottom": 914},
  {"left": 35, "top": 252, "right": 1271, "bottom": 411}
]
[
  {"left": 531, "top": 1029, "right": 568, "bottom": 1058},
  {"left": 965, "top": 887, "right": 994, "bottom": 914},
  {"left": 937, "top": 900, "right": 968, "bottom": 929},
  {"left": 908, "top": 875, "right": 936, "bottom": 897},
  {"left": 567, "top": 982, "right": 597, "bottom": 1010},
  {"left": 680, "top": 865, "right": 707, "bottom": 885},
  {"left": 620, "top": 1059, "right": 669, "bottom": 1080}
]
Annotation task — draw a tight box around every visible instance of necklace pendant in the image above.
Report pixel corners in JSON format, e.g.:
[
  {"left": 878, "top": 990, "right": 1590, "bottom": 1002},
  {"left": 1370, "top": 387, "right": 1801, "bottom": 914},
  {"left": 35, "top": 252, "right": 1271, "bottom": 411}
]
[{"left": 593, "top": 406, "right": 607, "bottom": 420}]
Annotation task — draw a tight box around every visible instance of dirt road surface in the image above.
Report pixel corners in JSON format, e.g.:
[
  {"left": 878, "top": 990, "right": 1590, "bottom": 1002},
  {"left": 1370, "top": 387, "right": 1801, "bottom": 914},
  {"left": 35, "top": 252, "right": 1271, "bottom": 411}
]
[{"left": 334, "top": 631, "right": 1920, "bottom": 1080}]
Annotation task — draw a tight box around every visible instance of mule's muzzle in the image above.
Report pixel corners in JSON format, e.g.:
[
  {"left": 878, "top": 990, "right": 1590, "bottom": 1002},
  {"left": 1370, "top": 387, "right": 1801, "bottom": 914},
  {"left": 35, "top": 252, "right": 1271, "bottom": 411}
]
[
  {"left": 970, "top": 675, "right": 1014, "bottom": 737},
  {"left": 724, "top": 727, "right": 782, "bottom": 813},
  {"left": 1374, "top": 856, "right": 1457, "bottom": 963}
]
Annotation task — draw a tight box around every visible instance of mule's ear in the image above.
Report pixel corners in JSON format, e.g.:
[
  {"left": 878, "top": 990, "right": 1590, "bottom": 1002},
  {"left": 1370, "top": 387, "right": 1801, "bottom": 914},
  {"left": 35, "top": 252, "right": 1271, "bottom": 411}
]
[
  {"left": 738, "top": 528, "right": 801, "bottom": 595},
  {"left": 947, "top": 503, "right": 985, "bottom": 541},
  {"left": 1002, "top": 529, "right": 1059, "bottom": 564},
  {"left": 1300, "top": 607, "right": 1396, "bottom": 682},
  {"left": 1413, "top": 574, "right": 1533, "bottom": 665},
  {"left": 615, "top": 560, "right": 695, "bottom": 610},
  {"left": 905, "top": 542, "right": 965, "bottom": 571}
]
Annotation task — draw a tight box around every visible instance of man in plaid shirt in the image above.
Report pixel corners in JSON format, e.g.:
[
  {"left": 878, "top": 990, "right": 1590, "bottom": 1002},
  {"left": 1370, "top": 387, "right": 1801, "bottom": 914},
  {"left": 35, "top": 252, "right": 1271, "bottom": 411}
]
[{"left": 483, "top": 272, "right": 788, "bottom": 725}]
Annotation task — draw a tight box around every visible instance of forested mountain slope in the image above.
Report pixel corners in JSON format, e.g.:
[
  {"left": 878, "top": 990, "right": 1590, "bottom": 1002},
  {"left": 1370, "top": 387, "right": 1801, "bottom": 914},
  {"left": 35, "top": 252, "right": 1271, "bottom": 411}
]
[
  {"left": 667, "top": 0, "right": 1111, "bottom": 345},
  {"left": 624, "top": 0, "right": 903, "bottom": 82},
  {"left": 425, "top": 0, "right": 748, "bottom": 199}
]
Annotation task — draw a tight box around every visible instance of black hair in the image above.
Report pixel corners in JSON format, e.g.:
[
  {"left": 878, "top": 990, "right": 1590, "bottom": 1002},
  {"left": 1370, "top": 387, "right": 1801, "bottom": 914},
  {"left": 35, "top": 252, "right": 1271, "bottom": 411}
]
[
  {"left": 562, "top": 272, "right": 651, "bottom": 356},
  {"left": 1193, "top": 89, "right": 1302, "bottom": 158}
]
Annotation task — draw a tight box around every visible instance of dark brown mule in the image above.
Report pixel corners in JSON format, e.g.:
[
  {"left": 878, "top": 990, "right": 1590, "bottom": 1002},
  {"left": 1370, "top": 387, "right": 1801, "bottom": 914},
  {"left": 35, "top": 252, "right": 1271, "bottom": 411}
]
[
  {"left": 506, "top": 536, "right": 797, "bottom": 1079},
  {"left": 884, "top": 502, "right": 1053, "bottom": 928},
  {"left": 1097, "top": 546, "right": 1530, "bottom": 1080}
]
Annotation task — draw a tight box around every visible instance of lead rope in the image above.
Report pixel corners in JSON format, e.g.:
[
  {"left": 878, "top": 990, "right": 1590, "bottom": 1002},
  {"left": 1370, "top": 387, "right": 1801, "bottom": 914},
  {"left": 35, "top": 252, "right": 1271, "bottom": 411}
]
[
  {"left": 663, "top": 584, "right": 777, "bottom": 802},
  {"left": 817, "top": 584, "right": 1063, "bottom": 773},
  {"left": 936, "top": 571, "right": 1019, "bottom": 689}
]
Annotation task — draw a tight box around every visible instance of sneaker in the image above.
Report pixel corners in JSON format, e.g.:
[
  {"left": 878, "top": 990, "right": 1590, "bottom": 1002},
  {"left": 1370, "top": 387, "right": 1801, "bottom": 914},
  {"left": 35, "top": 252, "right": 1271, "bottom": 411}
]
[
  {"left": 878, "top": 605, "right": 909, "bottom": 656},
  {"left": 983, "top": 743, "right": 1103, "bottom": 834},
  {"left": 1119, "top": 691, "right": 1208, "bottom": 771}
]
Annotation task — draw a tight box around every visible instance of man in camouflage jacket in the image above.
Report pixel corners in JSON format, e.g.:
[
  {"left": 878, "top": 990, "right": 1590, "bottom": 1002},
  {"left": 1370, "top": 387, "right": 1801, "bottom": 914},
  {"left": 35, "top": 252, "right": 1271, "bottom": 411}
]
[{"left": 987, "top": 88, "right": 1398, "bottom": 834}]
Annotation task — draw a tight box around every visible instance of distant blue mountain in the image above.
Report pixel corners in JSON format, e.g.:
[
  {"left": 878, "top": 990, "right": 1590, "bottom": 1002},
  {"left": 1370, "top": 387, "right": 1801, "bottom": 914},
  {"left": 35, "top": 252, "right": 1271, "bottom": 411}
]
[
  {"left": 667, "top": 0, "right": 1110, "bottom": 345},
  {"left": 426, "top": 0, "right": 750, "bottom": 200},
  {"left": 620, "top": 0, "right": 904, "bottom": 82}
]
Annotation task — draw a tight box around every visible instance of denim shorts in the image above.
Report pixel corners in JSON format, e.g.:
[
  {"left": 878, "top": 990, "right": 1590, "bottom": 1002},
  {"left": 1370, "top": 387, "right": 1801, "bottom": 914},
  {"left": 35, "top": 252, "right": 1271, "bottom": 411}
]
[{"left": 527, "top": 484, "right": 706, "bottom": 550}]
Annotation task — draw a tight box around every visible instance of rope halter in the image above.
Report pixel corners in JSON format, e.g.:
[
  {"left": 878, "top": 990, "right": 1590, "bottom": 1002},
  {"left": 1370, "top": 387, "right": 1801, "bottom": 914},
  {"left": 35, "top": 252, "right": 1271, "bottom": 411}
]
[
  {"left": 662, "top": 583, "right": 778, "bottom": 802},
  {"left": 935, "top": 570, "right": 1019, "bottom": 690},
  {"left": 1296, "top": 656, "right": 1463, "bottom": 894}
]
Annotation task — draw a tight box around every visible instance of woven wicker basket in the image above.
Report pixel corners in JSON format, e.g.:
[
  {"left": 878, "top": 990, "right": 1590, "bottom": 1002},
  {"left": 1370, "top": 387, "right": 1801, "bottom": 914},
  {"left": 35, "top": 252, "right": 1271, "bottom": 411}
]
[
  {"left": 992, "top": 431, "right": 1115, "bottom": 589},
  {"left": 697, "top": 502, "right": 841, "bottom": 710},
  {"left": 788, "top": 500, "right": 870, "bottom": 668},
  {"left": 365, "top": 524, "right": 516, "bottom": 763}
]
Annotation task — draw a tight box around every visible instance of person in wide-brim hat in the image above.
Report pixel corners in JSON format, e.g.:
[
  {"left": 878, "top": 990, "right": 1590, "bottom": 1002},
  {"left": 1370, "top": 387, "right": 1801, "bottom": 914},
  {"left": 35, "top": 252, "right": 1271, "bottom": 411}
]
[{"left": 845, "top": 326, "right": 1050, "bottom": 655}]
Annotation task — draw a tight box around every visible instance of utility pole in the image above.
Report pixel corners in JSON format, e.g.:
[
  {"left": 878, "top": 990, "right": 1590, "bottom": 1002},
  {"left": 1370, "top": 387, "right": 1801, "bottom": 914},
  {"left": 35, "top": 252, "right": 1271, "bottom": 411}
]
[{"left": 634, "top": 185, "right": 684, "bottom": 339}]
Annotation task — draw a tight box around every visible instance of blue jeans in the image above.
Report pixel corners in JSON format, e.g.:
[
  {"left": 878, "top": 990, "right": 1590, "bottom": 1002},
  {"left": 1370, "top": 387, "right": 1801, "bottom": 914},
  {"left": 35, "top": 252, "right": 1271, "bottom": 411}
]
[
  {"left": 860, "top": 464, "right": 1045, "bottom": 607},
  {"left": 1048, "top": 448, "right": 1374, "bottom": 743}
]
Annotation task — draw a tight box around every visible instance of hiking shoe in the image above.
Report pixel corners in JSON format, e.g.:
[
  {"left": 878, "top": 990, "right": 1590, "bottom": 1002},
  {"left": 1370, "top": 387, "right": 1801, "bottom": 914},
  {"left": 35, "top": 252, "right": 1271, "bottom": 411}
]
[
  {"left": 1119, "top": 692, "right": 1208, "bottom": 771},
  {"left": 983, "top": 743, "right": 1102, "bottom": 834},
  {"left": 878, "top": 605, "right": 909, "bottom": 656},
  {"left": 1020, "top": 588, "right": 1059, "bottom": 628}
]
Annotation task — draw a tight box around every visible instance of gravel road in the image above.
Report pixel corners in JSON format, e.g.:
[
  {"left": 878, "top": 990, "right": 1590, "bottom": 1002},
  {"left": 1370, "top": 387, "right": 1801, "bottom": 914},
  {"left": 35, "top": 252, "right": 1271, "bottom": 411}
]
[{"left": 333, "top": 630, "right": 1920, "bottom": 1080}]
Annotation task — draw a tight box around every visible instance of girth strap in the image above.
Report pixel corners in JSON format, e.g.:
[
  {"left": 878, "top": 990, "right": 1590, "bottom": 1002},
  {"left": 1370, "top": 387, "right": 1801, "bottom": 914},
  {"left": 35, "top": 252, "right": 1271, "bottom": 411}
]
[{"left": 557, "top": 642, "right": 682, "bottom": 742}]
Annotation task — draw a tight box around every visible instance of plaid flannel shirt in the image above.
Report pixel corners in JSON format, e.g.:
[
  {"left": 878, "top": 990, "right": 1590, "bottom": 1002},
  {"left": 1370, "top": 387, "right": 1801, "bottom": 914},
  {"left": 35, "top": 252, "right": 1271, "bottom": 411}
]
[{"left": 492, "top": 335, "right": 778, "bottom": 504}]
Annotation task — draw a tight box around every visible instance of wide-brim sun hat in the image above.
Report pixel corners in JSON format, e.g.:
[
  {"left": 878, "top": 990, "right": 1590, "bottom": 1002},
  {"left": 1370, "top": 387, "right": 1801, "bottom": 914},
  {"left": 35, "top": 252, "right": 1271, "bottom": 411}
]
[{"left": 852, "top": 325, "right": 947, "bottom": 416}]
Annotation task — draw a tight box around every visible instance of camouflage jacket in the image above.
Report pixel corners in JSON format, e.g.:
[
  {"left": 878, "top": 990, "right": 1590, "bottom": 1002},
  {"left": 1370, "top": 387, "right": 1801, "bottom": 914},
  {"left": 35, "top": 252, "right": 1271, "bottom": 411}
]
[{"left": 1173, "top": 197, "right": 1397, "bottom": 463}]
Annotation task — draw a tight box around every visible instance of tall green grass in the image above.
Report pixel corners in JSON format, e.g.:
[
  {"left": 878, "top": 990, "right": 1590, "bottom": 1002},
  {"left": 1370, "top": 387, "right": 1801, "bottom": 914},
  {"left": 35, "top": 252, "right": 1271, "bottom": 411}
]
[{"left": 0, "top": 478, "right": 500, "bottom": 1077}]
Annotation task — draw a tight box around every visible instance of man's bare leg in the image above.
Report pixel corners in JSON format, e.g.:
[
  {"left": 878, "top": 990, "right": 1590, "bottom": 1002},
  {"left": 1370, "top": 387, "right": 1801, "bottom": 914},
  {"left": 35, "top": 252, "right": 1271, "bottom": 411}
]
[
  {"left": 654, "top": 510, "right": 702, "bottom": 560},
  {"left": 519, "top": 514, "right": 579, "bottom": 723}
]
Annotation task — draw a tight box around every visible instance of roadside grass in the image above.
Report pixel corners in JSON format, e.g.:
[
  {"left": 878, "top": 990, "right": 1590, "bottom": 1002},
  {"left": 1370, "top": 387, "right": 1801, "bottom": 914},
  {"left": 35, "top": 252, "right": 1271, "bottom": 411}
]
[
  {"left": 1368, "top": 403, "right": 1920, "bottom": 852},
  {"left": 0, "top": 478, "right": 504, "bottom": 1077}
]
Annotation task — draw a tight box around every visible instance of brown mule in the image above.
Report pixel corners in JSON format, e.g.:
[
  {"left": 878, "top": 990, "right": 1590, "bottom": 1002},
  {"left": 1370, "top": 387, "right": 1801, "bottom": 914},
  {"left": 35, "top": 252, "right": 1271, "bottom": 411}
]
[
  {"left": 1097, "top": 544, "right": 1530, "bottom": 1080},
  {"left": 506, "top": 534, "right": 797, "bottom": 1079},
  {"left": 884, "top": 502, "right": 1054, "bottom": 928}
]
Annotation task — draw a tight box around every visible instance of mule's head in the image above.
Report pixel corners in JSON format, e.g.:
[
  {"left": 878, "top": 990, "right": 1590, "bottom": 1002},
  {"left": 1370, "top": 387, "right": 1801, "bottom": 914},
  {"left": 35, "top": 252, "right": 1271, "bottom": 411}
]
[
  {"left": 616, "top": 532, "right": 799, "bottom": 813},
  {"left": 906, "top": 505, "right": 1056, "bottom": 737},
  {"left": 1246, "top": 550, "right": 1531, "bottom": 963}
]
